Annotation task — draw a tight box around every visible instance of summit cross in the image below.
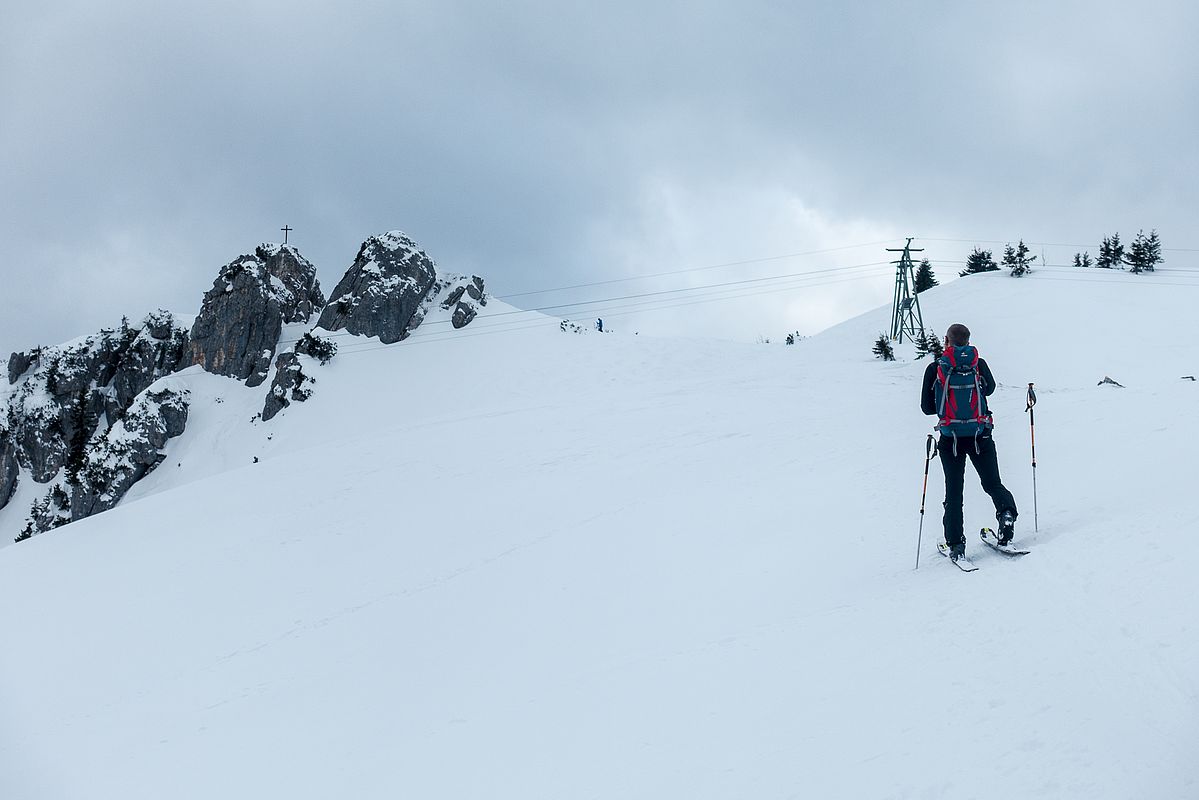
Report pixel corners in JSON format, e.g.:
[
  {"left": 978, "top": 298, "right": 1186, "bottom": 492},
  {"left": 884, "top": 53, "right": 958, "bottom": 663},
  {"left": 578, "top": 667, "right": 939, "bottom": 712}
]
[{"left": 281, "top": 225, "right": 292, "bottom": 244}]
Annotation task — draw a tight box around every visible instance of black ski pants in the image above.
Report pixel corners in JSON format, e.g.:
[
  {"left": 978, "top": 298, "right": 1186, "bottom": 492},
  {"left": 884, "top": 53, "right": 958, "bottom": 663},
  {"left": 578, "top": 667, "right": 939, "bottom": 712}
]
[{"left": 939, "top": 434, "right": 1018, "bottom": 550}]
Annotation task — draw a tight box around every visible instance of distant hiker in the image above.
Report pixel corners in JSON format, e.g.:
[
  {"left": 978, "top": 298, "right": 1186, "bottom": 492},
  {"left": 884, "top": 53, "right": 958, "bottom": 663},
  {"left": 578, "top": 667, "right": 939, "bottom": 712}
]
[
  {"left": 920, "top": 323, "right": 1018, "bottom": 561},
  {"left": 596, "top": 318, "right": 604, "bottom": 332}
]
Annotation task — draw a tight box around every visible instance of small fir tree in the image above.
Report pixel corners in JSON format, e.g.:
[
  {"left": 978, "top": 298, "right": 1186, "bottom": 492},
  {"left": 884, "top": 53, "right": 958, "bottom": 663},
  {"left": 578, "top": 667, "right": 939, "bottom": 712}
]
[
  {"left": 1097, "top": 233, "right": 1125, "bottom": 269},
  {"left": 296, "top": 332, "right": 338, "bottom": 364},
  {"left": 1003, "top": 240, "right": 1037, "bottom": 277},
  {"left": 64, "top": 388, "right": 96, "bottom": 485},
  {"left": 50, "top": 484, "right": 70, "bottom": 511},
  {"left": 913, "top": 259, "right": 939, "bottom": 293},
  {"left": 959, "top": 247, "right": 999, "bottom": 276},
  {"left": 1127, "top": 229, "right": 1163, "bottom": 273},
  {"left": 924, "top": 331, "right": 944, "bottom": 359},
  {"left": 1082, "top": 252, "right": 1093, "bottom": 268},
  {"left": 914, "top": 331, "right": 942, "bottom": 359},
  {"left": 1146, "top": 229, "right": 1163, "bottom": 271},
  {"left": 1126, "top": 230, "right": 1148, "bottom": 273},
  {"left": 44, "top": 356, "right": 61, "bottom": 395},
  {"left": 872, "top": 334, "right": 896, "bottom": 362},
  {"left": 1016, "top": 240, "right": 1037, "bottom": 275}
]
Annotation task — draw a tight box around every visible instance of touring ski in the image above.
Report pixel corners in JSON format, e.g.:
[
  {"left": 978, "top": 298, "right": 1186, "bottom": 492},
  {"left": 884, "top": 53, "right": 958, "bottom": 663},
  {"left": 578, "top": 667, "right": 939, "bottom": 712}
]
[
  {"left": 937, "top": 542, "right": 979, "bottom": 572},
  {"left": 979, "top": 527, "right": 1030, "bottom": 556}
]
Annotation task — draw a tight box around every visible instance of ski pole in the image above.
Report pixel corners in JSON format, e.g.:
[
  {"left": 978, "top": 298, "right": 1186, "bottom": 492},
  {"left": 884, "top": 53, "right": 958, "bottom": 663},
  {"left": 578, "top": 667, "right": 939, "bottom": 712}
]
[
  {"left": 1025, "top": 383, "right": 1038, "bottom": 532},
  {"left": 915, "top": 433, "right": 937, "bottom": 569}
]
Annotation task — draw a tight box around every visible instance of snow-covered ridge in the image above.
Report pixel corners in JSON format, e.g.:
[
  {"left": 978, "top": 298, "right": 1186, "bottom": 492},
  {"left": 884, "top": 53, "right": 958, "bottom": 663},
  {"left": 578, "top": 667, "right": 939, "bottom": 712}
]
[
  {"left": 2, "top": 230, "right": 492, "bottom": 541},
  {"left": 0, "top": 267, "right": 1196, "bottom": 798}
]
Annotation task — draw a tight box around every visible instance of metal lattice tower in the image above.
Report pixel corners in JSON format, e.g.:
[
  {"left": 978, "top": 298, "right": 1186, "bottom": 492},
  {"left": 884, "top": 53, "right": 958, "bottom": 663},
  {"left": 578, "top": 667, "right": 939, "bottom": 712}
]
[{"left": 888, "top": 238, "right": 925, "bottom": 343}]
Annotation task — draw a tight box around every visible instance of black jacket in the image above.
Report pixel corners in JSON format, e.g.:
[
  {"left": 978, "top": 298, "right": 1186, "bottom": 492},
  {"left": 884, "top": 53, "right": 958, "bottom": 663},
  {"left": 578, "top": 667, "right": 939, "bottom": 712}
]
[{"left": 921, "top": 358, "right": 997, "bottom": 417}]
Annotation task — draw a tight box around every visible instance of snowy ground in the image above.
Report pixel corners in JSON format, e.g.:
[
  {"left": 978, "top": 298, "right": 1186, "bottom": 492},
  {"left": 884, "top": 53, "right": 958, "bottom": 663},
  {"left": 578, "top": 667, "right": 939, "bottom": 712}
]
[{"left": 1, "top": 270, "right": 1196, "bottom": 798}]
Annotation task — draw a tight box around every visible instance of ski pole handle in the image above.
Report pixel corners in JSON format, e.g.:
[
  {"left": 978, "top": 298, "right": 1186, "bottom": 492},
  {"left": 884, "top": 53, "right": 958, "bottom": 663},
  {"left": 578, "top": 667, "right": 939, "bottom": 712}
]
[
  {"left": 1026, "top": 381, "right": 1035, "bottom": 462},
  {"left": 919, "top": 434, "right": 935, "bottom": 515}
]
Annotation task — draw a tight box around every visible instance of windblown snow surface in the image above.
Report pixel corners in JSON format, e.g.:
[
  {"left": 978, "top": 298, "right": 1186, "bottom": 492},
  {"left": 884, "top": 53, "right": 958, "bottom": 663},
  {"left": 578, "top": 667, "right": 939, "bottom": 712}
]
[{"left": 1, "top": 269, "right": 1196, "bottom": 799}]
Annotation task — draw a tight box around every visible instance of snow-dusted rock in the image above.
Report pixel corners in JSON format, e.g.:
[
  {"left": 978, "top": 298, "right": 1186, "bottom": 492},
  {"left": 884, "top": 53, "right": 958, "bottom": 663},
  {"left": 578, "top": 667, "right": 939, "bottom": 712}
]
[
  {"left": 317, "top": 231, "right": 438, "bottom": 344},
  {"left": 6, "top": 379, "right": 68, "bottom": 484},
  {"left": 108, "top": 312, "right": 191, "bottom": 416},
  {"left": 262, "top": 352, "right": 310, "bottom": 421},
  {"left": 7, "top": 350, "right": 33, "bottom": 385},
  {"left": 262, "top": 332, "right": 337, "bottom": 421},
  {"left": 1, "top": 313, "right": 192, "bottom": 491},
  {"left": 440, "top": 275, "right": 488, "bottom": 329},
  {"left": 190, "top": 244, "right": 325, "bottom": 387},
  {"left": 143, "top": 308, "right": 178, "bottom": 340},
  {"left": 68, "top": 385, "right": 190, "bottom": 522}
]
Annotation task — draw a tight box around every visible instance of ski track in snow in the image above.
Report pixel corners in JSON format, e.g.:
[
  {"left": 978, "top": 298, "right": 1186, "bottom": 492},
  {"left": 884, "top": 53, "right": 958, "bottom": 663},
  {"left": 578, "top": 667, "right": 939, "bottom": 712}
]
[{"left": 1, "top": 274, "right": 1196, "bottom": 799}]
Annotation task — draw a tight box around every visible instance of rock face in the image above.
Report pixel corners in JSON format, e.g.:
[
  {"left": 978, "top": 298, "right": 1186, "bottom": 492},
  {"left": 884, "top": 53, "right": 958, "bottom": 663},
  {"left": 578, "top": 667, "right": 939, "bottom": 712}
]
[
  {"left": 2, "top": 311, "right": 191, "bottom": 493},
  {"left": 261, "top": 332, "right": 338, "bottom": 421},
  {"left": 0, "top": 429, "right": 18, "bottom": 508},
  {"left": 6, "top": 230, "right": 494, "bottom": 540},
  {"left": 262, "top": 353, "right": 309, "bottom": 421},
  {"left": 441, "top": 275, "right": 487, "bottom": 329},
  {"left": 106, "top": 310, "right": 191, "bottom": 422},
  {"left": 190, "top": 244, "right": 324, "bottom": 387},
  {"left": 65, "top": 385, "right": 190, "bottom": 523},
  {"left": 7, "top": 351, "right": 33, "bottom": 384},
  {"left": 317, "top": 231, "right": 438, "bottom": 344}
]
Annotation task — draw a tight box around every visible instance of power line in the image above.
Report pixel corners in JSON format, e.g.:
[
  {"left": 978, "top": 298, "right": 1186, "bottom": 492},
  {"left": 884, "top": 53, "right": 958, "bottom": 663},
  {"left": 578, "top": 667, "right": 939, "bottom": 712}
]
[
  {"left": 299, "top": 265, "right": 894, "bottom": 351},
  {"left": 276, "top": 265, "right": 900, "bottom": 359},
  {"left": 497, "top": 239, "right": 901, "bottom": 299},
  {"left": 277, "top": 259, "right": 893, "bottom": 349}
]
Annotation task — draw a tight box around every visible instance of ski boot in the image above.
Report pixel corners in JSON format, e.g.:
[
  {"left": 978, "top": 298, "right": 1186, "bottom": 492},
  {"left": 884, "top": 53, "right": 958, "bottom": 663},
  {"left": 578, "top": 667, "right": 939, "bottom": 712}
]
[
  {"left": 997, "top": 510, "right": 1016, "bottom": 546},
  {"left": 946, "top": 539, "right": 965, "bottom": 561}
]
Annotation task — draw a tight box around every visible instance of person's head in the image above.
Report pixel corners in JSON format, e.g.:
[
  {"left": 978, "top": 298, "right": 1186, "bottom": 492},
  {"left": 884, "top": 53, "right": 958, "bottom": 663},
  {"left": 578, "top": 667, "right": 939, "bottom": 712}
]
[{"left": 946, "top": 323, "right": 971, "bottom": 347}]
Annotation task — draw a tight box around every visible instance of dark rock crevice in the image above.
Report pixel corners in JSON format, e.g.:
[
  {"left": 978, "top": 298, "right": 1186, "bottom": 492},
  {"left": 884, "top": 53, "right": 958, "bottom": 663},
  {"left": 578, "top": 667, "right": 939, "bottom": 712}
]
[{"left": 67, "top": 386, "right": 190, "bottom": 523}]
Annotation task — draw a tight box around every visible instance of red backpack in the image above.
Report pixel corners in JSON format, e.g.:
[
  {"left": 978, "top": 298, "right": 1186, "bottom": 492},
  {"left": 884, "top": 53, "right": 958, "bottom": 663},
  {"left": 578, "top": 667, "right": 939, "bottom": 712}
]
[{"left": 933, "top": 345, "right": 993, "bottom": 438}]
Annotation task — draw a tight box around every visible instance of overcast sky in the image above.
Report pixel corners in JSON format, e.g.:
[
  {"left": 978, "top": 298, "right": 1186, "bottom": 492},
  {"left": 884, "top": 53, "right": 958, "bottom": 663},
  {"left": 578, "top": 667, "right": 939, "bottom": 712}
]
[{"left": 3, "top": 0, "right": 1197, "bottom": 352}]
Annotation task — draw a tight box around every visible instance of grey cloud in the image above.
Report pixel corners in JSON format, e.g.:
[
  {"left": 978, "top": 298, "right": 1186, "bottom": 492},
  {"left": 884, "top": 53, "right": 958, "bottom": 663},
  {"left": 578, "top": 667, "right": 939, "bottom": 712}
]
[{"left": 3, "top": 1, "right": 1197, "bottom": 350}]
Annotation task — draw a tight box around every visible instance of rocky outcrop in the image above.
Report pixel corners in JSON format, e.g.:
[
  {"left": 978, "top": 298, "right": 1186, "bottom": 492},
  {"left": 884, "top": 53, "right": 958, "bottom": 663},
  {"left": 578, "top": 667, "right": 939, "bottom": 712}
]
[
  {"left": 106, "top": 311, "right": 191, "bottom": 421},
  {"left": 6, "top": 381, "right": 69, "bottom": 484},
  {"left": 440, "top": 275, "right": 487, "bottom": 329},
  {"left": 7, "top": 351, "right": 34, "bottom": 384},
  {"left": 6, "top": 230, "right": 496, "bottom": 540},
  {"left": 262, "top": 353, "right": 310, "bottom": 421},
  {"left": 67, "top": 385, "right": 190, "bottom": 522},
  {"left": 0, "top": 428, "right": 18, "bottom": 508},
  {"left": 1, "top": 311, "right": 191, "bottom": 502},
  {"left": 190, "top": 244, "right": 324, "bottom": 387},
  {"left": 261, "top": 332, "right": 338, "bottom": 421},
  {"left": 317, "top": 231, "right": 438, "bottom": 344}
]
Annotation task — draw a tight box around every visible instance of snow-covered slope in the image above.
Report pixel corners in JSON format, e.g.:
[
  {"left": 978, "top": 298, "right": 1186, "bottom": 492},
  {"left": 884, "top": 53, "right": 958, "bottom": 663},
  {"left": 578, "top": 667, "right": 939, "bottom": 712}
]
[{"left": 1, "top": 269, "right": 1196, "bottom": 799}]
